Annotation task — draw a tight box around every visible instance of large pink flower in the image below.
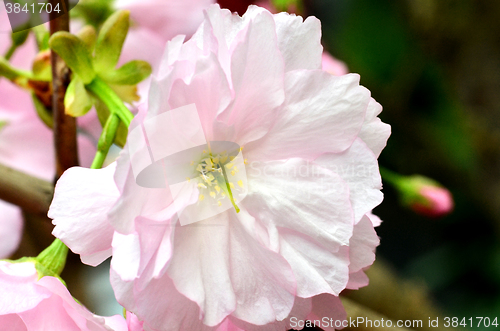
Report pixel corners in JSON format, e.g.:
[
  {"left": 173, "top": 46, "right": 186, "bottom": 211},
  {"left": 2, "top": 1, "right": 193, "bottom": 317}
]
[
  {"left": 50, "top": 5, "right": 390, "bottom": 330},
  {"left": 0, "top": 261, "right": 128, "bottom": 330}
]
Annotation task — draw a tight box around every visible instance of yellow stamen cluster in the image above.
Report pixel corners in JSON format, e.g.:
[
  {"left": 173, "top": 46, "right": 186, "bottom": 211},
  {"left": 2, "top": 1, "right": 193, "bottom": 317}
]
[{"left": 194, "top": 151, "right": 242, "bottom": 208}]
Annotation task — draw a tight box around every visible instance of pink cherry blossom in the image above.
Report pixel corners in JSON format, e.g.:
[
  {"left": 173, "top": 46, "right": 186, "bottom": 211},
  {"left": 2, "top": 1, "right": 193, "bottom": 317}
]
[
  {"left": 50, "top": 4, "right": 390, "bottom": 330},
  {"left": 0, "top": 261, "right": 129, "bottom": 330}
]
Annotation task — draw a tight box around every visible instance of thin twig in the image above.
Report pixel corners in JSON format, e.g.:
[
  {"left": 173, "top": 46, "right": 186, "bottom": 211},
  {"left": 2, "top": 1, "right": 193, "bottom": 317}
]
[
  {"left": 49, "top": 0, "right": 78, "bottom": 177},
  {"left": 0, "top": 163, "right": 53, "bottom": 215}
]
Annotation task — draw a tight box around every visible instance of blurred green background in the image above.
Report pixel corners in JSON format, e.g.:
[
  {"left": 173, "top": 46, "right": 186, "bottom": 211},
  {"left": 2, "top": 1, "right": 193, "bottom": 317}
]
[{"left": 310, "top": 0, "right": 500, "bottom": 328}]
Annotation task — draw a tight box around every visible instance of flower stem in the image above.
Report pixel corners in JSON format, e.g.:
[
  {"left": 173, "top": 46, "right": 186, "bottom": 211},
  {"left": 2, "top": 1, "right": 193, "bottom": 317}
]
[
  {"left": 36, "top": 238, "right": 68, "bottom": 277},
  {"left": 379, "top": 166, "right": 404, "bottom": 187},
  {"left": 86, "top": 77, "right": 133, "bottom": 127},
  {"left": 91, "top": 113, "right": 120, "bottom": 169}
]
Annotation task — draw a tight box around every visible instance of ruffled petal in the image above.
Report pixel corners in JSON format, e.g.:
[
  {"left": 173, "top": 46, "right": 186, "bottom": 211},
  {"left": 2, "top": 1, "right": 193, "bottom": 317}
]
[
  {"left": 243, "top": 158, "right": 354, "bottom": 250},
  {"left": 279, "top": 229, "right": 350, "bottom": 297},
  {"left": 273, "top": 12, "right": 322, "bottom": 72},
  {"left": 167, "top": 208, "right": 296, "bottom": 326},
  {"left": 357, "top": 99, "right": 391, "bottom": 157},
  {"left": 315, "top": 138, "right": 383, "bottom": 224},
  {"left": 216, "top": 8, "right": 286, "bottom": 146},
  {"left": 245, "top": 72, "right": 369, "bottom": 162}
]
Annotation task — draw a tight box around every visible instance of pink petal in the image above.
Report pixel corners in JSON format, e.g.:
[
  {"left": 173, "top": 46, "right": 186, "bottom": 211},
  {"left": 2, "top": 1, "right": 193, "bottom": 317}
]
[
  {"left": 0, "top": 200, "right": 23, "bottom": 258},
  {"left": 307, "top": 294, "right": 346, "bottom": 331},
  {"left": 315, "top": 138, "right": 383, "bottom": 224},
  {"left": 217, "top": 8, "right": 286, "bottom": 146},
  {"left": 273, "top": 12, "right": 322, "bottom": 72},
  {"left": 243, "top": 158, "right": 354, "bottom": 250},
  {"left": 167, "top": 208, "right": 296, "bottom": 326},
  {"left": 0, "top": 314, "right": 27, "bottom": 330},
  {"left": 245, "top": 72, "right": 369, "bottom": 162},
  {"left": 348, "top": 215, "right": 379, "bottom": 273},
  {"left": 279, "top": 229, "right": 350, "bottom": 297},
  {"left": 357, "top": 99, "right": 391, "bottom": 157},
  {"left": 0, "top": 262, "right": 49, "bottom": 314},
  {"left": 49, "top": 164, "right": 119, "bottom": 266}
]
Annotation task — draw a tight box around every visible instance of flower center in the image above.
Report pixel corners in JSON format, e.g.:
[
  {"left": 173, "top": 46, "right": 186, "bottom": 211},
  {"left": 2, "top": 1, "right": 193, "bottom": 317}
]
[{"left": 195, "top": 149, "right": 243, "bottom": 213}]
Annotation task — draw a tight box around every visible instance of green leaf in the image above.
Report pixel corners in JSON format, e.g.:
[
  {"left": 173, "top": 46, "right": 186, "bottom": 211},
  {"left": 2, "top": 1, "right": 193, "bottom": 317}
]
[
  {"left": 77, "top": 25, "right": 97, "bottom": 52},
  {"left": 95, "top": 99, "right": 128, "bottom": 148},
  {"left": 64, "top": 77, "right": 93, "bottom": 117},
  {"left": 93, "top": 10, "right": 130, "bottom": 74},
  {"left": 99, "top": 60, "right": 152, "bottom": 85},
  {"left": 49, "top": 32, "right": 95, "bottom": 84}
]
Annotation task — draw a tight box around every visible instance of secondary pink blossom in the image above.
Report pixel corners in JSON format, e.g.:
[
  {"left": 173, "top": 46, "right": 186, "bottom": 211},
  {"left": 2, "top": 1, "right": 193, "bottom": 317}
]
[
  {"left": 50, "top": 4, "right": 390, "bottom": 330},
  {"left": 0, "top": 261, "right": 128, "bottom": 330},
  {"left": 115, "top": 0, "right": 215, "bottom": 42},
  {"left": 322, "top": 52, "right": 349, "bottom": 76},
  {"left": 0, "top": 201, "right": 22, "bottom": 258},
  {"left": 0, "top": 11, "right": 97, "bottom": 258}
]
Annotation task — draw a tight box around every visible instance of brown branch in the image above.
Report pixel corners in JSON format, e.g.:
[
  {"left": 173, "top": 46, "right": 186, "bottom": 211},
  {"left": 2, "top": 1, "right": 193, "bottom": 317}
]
[
  {"left": 0, "top": 163, "right": 53, "bottom": 215},
  {"left": 50, "top": 0, "right": 79, "bottom": 177}
]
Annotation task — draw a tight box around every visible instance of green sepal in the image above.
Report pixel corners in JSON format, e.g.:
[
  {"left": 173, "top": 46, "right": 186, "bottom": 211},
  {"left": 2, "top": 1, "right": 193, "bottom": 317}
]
[
  {"left": 100, "top": 60, "right": 152, "bottom": 85},
  {"left": 0, "top": 56, "right": 32, "bottom": 81},
  {"left": 108, "top": 83, "right": 140, "bottom": 104},
  {"left": 49, "top": 32, "right": 96, "bottom": 84},
  {"left": 12, "top": 30, "right": 29, "bottom": 46},
  {"left": 32, "top": 50, "right": 52, "bottom": 81},
  {"left": 33, "top": 25, "right": 50, "bottom": 50},
  {"left": 31, "top": 92, "right": 53, "bottom": 128},
  {"left": 95, "top": 99, "right": 128, "bottom": 147},
  {"left": 77, "top": 25, "right": 97, "bottom": 53},
  {"left": 93, "top": 10, "right": 130, "bottom": 74},
  {"left": 65, "top": 77, "right": 93, "bottom": 117}
]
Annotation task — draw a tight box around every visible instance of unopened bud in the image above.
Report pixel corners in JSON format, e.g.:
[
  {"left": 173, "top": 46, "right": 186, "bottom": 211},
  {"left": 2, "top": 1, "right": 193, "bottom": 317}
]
[{"left": 381, "top": 168, "right": 454, "bottom": 218}]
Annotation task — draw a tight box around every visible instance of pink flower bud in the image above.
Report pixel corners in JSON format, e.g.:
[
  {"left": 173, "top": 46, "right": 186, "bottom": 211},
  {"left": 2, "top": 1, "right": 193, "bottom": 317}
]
[
  {"left": 382, "top": 170, "right": 455, "bottom": 218},
  {"left": 410, "top": 185, "right": 454, "bottom": 217}
]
